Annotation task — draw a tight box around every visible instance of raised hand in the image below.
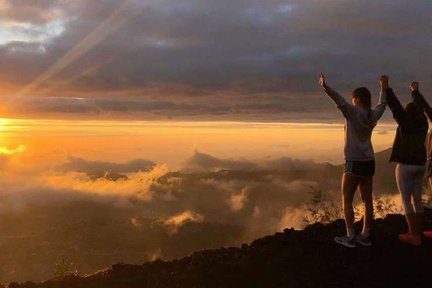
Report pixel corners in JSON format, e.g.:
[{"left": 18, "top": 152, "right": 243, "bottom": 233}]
[
  {"left": 410, "top": 81, "right": 419, "bottom": 92},
  {"left": 319, "top": 73, "right": 326, "bottom": 87},
  {"left": 380, "top": 75, "right": 389, "bottom": 89}
]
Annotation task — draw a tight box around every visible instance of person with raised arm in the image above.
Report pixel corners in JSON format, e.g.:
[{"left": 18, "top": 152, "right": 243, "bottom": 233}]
[
  {"left": 408, "top": 81, "right": 432, "bottom": 239},
  {"left": 386, "top": 80, "right": 428, "bottom": 245},
  {"left": 319, "top": 73, "right": 387, "bottom": 248}
]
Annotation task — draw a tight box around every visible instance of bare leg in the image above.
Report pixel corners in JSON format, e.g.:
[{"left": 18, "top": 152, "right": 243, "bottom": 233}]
[
  {"left": 396, "top": 164, "right": 422, "bottom": 245},
  {"left": 412, "top": 169, "right": 425, "bottom": 214},
  {"left": 341, "top": 173, "right": 360, "bottom": 238},
  {"left": 396, "top": 164, "right": 415, "bottom": 215},
  {"left": 359, "top": 176, "right": 373, "bottom": 237}
]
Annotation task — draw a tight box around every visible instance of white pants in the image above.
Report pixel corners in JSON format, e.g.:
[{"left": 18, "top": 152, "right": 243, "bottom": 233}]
[{"left": 395, "top": 163, "right": 425, "bottom": 214}]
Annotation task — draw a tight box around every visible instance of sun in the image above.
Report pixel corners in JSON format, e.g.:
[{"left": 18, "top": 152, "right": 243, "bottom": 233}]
[
  {"left": 0, "top": 117, "right": 10, "bottom": 130},
  {"left": 0, "top": 117, "right": 26, "bottom": 133}
]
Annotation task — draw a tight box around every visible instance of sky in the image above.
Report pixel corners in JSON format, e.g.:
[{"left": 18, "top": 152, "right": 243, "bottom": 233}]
[
  {"left": 0, "top": 0, "right": 430, "bottom": 121},
  {"left": 0, "top": 3, "right": 423, "bottom": 277}
]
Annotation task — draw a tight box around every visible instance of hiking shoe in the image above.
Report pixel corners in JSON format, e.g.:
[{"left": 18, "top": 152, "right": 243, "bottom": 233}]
[
  {"left": 334, "top": 235, "right": 356, "bottom": 248},
  {"left": 355, "top": 234, "right": 372, "bottom": 247},
  {"left": 399, "top": 233, "right": 421, "bottom": 246},
  {"left": 423, "top": 231, "right": 432, "bottom": 239}
]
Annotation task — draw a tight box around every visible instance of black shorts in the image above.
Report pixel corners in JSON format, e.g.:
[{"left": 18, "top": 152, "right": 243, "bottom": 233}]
[{"left": 344, "top": 160, "right": 375, "bottom": 177}]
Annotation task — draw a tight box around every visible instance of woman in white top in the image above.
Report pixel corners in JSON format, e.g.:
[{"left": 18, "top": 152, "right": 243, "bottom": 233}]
[{"left": 319, "top": 73, "right": 388, "bottom": 248}]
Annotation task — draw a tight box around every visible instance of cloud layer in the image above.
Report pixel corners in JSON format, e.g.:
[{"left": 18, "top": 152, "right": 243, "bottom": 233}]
[{"left": 0, "top": 0, "right": 431, "bottom": 120}]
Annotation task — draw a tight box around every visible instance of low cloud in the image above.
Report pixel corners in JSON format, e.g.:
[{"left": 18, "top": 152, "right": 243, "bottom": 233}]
[
  {"left": 0, "top": 160, "right": 169, "bottom": 212},
  {"left": 160, "top": 210, "right": 204, "bottom": 234},
  {"left": 45, "top": 165, "right": 168, "bottom": 202},
  {"left": 0, "top": 145, "right": 26, "bottom": 170},
  {"left": 279, "top": 207, "right": 308, "bottom": 231},
  {"left": 227, "top": 187, "right": 249, "bottom": 212},
  {"left": 0, "top": 148, "right": 401, "bottom": 241},
  {"left": 0, "top": 144, "right": 26, "bottom": 155}
]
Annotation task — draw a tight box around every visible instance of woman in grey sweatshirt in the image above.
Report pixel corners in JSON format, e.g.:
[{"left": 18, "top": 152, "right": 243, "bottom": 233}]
[{"left": 319, "top": 73, "right": 388, "bottom": 248}]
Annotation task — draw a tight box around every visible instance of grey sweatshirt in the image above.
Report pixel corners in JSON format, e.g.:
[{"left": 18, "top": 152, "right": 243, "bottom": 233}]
[{"left": 324, "top": 86, "right": 387, "bottom": 161}]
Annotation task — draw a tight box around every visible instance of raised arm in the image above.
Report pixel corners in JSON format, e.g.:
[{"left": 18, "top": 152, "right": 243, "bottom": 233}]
[
  {"left": 386, "top": 87, "right": 406, "bottom": 126},
  {"left": 371, "top": 75, "right": 388, "bottom": 122},
  {"left": 319, "top": 73, "right": 354, "bottom": 118},
  {"left": 411, "top": 82, "right": 432, "bottom": 121}
]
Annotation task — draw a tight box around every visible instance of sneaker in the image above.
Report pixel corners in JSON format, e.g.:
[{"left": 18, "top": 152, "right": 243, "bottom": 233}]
[
  {"left": 355, "top": 234, "right": 372, "bottom": 247},
  {"left": 399, "top": 233, "right": 421, "bottom": 246},
  {"left": 334, "top": 235, "right": 356, "bottom": 248},
  {"left": 423, "top": 231, "right": 432, "bottom": 239}
]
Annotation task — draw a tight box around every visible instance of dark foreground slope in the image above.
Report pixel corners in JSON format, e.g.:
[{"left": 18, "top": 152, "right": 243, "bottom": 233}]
[{"left": 9, "top": 209, "right": 432, "bottom": 288}]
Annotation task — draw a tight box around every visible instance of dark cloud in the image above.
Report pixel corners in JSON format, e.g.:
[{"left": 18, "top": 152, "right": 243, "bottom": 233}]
[
  {"left": 0, "top": 0, "right": 62, "bottom": 24},
  {"left": 62, "top": 156, "right": 155, "bottom": 175},
  {"left": 1, "top": 0, "right": 431, "bottom": 120},
  {"left": 7, "top": 94, "right": 335, "bottom": 121}
]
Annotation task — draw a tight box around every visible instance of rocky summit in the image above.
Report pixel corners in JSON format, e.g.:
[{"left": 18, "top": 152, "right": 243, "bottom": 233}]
[{"left": 7, "top": 209, "right": 432, "bottom": 288}]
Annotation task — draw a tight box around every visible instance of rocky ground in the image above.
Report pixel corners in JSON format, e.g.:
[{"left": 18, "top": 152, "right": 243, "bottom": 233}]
[{"left": 6, "top": 208, "right": 432, "bottom": 288}]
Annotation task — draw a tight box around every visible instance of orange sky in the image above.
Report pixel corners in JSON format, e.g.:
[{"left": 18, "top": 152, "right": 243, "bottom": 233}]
[{"left": 0, "top": 119, "right": 396, "bottom": 169}]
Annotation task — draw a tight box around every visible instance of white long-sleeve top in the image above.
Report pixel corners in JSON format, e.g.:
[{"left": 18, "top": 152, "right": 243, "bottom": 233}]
[{"left": 324, "top": 86, "right": 387, "bottom": 161}]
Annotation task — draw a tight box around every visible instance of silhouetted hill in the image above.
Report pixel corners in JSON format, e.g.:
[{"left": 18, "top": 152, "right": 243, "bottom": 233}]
[{"left": 9, "top": 208, "right": 432, "bottom": 288}]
